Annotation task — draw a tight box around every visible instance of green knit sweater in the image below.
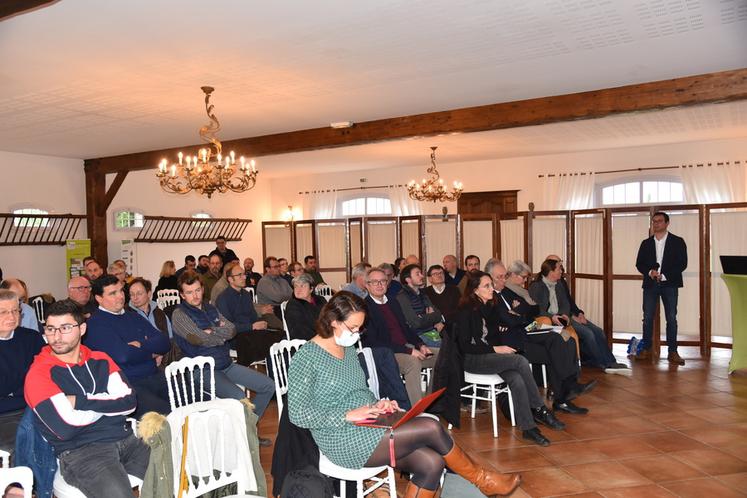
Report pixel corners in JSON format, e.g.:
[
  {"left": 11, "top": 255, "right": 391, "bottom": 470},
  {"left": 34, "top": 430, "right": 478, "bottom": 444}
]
[{"left": 287, "top": 341, "right": 385, "bottom": 468}]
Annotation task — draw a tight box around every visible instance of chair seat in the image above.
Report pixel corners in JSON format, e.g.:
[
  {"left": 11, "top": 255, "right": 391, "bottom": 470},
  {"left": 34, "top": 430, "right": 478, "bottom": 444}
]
[
  {"left": 53, "top": 468, "right": 142, "bottom": 498},
  {"left": 463, "top": 371, "right": 505, "bottom": 385},
  {"left": 318, "top": 452, "right": 389, "bottom": 481}
]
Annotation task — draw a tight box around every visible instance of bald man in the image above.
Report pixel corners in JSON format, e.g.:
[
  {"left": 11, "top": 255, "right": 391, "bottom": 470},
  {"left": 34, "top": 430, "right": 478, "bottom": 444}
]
[
  {"left": 544, "top": 255, "right": 630, "bottom": 375},
  {"left": 0, "top": 278, "right": 39, "bottom": 332},
  {"left": 442, "top": 255, "right": 466, "bottom": 293},
  {"left": 67, "top": 276, "right": 97, "bottom": 317}
]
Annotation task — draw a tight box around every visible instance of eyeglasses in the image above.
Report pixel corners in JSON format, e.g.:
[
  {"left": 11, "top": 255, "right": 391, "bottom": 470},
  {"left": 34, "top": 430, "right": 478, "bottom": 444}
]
[
  {"left": 429, "top": 271, "right": 444, "bottom": 277},
  {"left": 69, "top": 286, "right": 91, "bottom": 291},
  {"left": 493, "top": 274, "right": 507, "bottom": 280},
  {"left": 182, "top": 288, "right": 203, "bottom": 296},
  {"left": 229, "top": 272, "right": 245, "bottom": 279},
  {"left": 0, "top": 309, "right": 21, "bottom": 318},
  {"left": 367, "top": 279, "right": 387, "bottom": 286},
  {"left": 43, "top": 323, "right": 80, "bottom": 336}
]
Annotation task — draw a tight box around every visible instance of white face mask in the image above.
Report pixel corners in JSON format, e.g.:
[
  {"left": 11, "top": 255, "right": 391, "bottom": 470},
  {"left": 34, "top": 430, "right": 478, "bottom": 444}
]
[{"left": 334, "top": 324, "right": 360, "bottom": 347}]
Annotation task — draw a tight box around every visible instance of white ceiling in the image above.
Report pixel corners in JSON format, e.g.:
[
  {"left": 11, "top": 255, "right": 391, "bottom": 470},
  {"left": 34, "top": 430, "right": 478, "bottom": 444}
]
[{"left": 1, "top": 0, "right": 746, "bottom": 175}]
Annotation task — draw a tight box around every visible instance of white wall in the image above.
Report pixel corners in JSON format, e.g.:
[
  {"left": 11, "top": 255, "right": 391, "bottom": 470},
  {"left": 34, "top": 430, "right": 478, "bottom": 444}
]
[
  {"left": 0, "top": 151, "right": 86, "bottom": 298},
  {"left": 107, "top": 169, "right": 272, "bottom": 285},
  {"left": 269, "top": 137, "right": 747, "bottom": 219}
]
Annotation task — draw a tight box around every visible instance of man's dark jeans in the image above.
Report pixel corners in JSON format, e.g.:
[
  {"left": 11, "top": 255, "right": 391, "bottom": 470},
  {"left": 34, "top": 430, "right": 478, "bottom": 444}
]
[
  {"left": 642, "top": 285, "right": 679, "bottom": 353},
  {"left": 58, "top": 433, "right": 149, "bottom": 498}
]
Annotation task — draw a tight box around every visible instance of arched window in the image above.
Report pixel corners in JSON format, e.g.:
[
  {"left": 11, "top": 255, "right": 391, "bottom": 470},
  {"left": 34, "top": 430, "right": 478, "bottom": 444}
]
[
  {"left": 599, "top": 179, "right": 684, "bottom": 206},
  {"left": 12, "top": 208, "right": 49, "bottom": 228},
  {"left": 191, "top": 211, "right": 213, "bottom": 229},
  {"left": 340, "top": 196, "right": 392, "bottom": 216},
  {"left": 113, "top": 209, "right": 144, "bottom": 230}
]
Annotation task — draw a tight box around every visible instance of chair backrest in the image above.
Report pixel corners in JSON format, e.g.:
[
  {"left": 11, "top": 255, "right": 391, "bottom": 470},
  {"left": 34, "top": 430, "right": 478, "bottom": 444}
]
[
  {"left": 156, "top": 289, "right": 180, "bottom": 310},
  {"left": 358, "top": 347, "right": 380, "bottom": 399},
  {"left": 165, "top": 356, "right": 216, "bottom": 411},
  {"left": 269, "top": 339, "right": 306, "bottom": 419},
  {"left": 168, "top": 400, "right": 258, "bottom": 498},
  {"left": 0, "top": 466, "right": 34, "bottom": 498},
  {"left": 0, "top": 449, "right": 9, "bottom": 468},
  {"left": 316, "top": 285, "right": 334, "bottom": 301},
  {"left": 30, "top": 295, "right": 46, "bottom": 324},
  {"left": 280, "top": 300, "right": 290, "bottom": 340},
  {"left": 246, "top": 287, "right": 257, "bottom": 303}
]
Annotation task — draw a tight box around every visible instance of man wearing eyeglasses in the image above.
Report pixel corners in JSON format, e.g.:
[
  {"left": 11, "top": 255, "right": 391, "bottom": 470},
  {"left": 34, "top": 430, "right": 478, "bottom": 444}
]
[
  {"left": 424, "top": 264, "right": 461, "bottom": 324},
  {"left": 66, "top": 276, "right": 98, "bottom": 317},
  {"left": 364, "top": 268, "right": 437, "bottom": 406},
  {"left": 256, "top": 256, "right": 293, "bottom": 306},
  {"left": 84, "top": 275, "right": 172, "bottom": 417},
  {"left": 0, "top": 289, "right": 45, "bottom": 457},
  {"left": 25, "top": 299, "right": 149, "bottom": 498}
]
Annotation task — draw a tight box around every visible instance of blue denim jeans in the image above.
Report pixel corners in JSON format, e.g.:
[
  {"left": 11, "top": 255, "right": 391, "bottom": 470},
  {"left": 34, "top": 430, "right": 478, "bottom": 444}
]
[
  {"left": 214, "top": 362, "right": 275, "bottom": 419},
  {"left": 571, "top": 318, "right": 617, "bottom": 368},
  {"left": 642, "top": 285, "right": 679, "bottom": 353},
  {"left": 14, "top": 408, "right": 57, "bottom": 498}
]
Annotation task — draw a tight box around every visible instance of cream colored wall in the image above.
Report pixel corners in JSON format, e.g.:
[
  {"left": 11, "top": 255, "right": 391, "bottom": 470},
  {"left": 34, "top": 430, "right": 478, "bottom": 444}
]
[{"left": 0, "top": 151, "right": 86, "bottom": 298}]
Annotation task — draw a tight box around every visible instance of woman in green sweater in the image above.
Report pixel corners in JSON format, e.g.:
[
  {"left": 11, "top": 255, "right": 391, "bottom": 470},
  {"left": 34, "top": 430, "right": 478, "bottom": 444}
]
[{"left": 287, "top": 291, "right": 520, "bottom": 498}]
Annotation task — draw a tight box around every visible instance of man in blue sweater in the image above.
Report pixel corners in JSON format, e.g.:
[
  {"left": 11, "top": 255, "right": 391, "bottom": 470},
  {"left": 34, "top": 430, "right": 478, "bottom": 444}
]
[
  {"left": 85, "top": 275, "right": 171, "bottom": 417},
  {"left": 0, "top": 289, "right": 45, "bottom": 456}
]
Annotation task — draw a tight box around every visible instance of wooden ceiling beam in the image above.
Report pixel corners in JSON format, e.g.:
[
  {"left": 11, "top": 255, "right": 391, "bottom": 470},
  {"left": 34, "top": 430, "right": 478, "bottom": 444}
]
[
  {"left": 0, "top": 0, "right": 59, "bottom": 21},
  {"left": 91, "top": 68, "right": 747, "bottom": 175}
]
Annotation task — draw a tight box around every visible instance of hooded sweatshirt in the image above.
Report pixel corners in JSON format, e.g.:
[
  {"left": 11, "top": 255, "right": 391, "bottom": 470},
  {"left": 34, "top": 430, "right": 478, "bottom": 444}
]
[{"left": 24, "top": 345, "right": 136, "bottom": 455}]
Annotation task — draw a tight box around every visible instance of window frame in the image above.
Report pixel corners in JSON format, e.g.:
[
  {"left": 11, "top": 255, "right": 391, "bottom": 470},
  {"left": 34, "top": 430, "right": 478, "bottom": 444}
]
[
  {"left": 11, "top": 206, "right": 51, "bottom": 229},
  {"left": 112, "top": 208, "right": 145, "bottom": 231},
  {"left": 595, "top": 175, "right": 685, "bottom": 207},
  {"left": 338, "top": 194, "right": 393, "bottom": 217}
]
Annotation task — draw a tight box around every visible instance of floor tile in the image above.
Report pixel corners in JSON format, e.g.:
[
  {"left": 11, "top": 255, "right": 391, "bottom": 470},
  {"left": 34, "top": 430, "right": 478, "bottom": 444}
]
[
  {"left": 480, "top": 446, "right": 556, "bottom": 472},
  {"left": 618, "top": 454, "right": 706, "bottom": 482},
  {"left": 587, "top": 436, "right": 660, "bottom": 459},
  {"left": 519, "top": 467, "right": 588, "bottom": 497},
  {"left": 537, "top": 441, "right": 612, "bottom": 466},
  {"left": 717, "top": 472, "right": 747, "bottom": 494},
  {"left": 598, "top": 484, "right": 677, "bottom": 497},
  {"left": 563, "top": 461, "right": 651, "bottom": 489},
  {"left": 661, "top": 477, "right": 747, "bottom": 498},
  {"left": 670, "top": 448, "right": 747, "bottom": 476},
  {"left": 637, "top": 431, "right": 710, "bottom": 453}
]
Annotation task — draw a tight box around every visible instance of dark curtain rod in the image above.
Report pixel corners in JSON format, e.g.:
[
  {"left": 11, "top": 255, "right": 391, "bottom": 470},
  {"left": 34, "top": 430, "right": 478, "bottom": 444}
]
[
  {"left": 538, "top": 160, "right": 742, "bottom": 178},
  {"left": 299, "top": 184, "right": 406, "bottom": 195}
]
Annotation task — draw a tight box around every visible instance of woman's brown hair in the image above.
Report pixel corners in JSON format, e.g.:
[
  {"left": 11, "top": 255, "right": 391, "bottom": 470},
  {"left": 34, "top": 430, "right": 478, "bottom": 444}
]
[
  {"left": 458, "top": 271, "right": 493, "bottom": 311},
  {"left": 315, "top": 290, "right": 368, "bottom": 338}
]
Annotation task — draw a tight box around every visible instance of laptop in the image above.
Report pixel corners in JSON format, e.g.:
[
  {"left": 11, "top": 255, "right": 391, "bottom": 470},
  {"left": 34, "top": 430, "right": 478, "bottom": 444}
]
[
  {"left": 720, "top": 256, "right": 747, "bottom": 275},
  {"left": 355, "top": 387, "right": 446, "bottom": 429}
]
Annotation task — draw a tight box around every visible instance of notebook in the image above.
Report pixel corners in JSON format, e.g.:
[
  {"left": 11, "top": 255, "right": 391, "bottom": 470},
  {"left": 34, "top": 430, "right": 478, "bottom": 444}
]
[{"left": 354, "top": 387, "right": 446, "bottom": 429}]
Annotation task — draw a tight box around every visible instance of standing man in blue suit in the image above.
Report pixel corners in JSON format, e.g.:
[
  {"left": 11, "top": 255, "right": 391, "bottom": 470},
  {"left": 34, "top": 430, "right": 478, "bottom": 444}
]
[{"left": 635, "top": 211, "right": 688, "bottom": 365}]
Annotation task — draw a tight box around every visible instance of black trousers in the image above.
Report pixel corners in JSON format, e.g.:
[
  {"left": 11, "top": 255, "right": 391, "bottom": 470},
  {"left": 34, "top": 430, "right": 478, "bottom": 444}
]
[
  {"left": 522, "top": 332, "right": 579, "bottom": 402},
  {"left": 235, "top": 329, "right": 285, "bottom": 366}
]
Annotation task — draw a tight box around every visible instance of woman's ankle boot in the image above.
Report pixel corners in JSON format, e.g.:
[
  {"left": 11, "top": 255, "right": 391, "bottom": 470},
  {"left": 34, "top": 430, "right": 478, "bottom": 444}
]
[
  {"left": 442, "top": 443, "right": 520, "bottom": 496},
  {"left": 403, "top": 482, "right": 438, "bottom": 498}
]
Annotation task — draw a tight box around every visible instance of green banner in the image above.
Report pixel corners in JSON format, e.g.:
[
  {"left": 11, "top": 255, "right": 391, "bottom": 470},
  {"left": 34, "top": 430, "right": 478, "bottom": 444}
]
[{"left": 66, "top": 239, "right": 91, "bottom": 279}]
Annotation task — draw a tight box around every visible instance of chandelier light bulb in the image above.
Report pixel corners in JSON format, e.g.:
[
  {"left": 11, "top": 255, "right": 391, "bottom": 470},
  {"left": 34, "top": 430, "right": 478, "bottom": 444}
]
[{"left": 405, "top": 146, "right": 463, "bottom": 203}]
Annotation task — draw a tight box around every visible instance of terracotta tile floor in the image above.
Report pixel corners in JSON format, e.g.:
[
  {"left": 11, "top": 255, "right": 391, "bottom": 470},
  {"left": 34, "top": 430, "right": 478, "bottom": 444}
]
[{"left": 256, "top": 345, "right": 747, "bottom": 497}]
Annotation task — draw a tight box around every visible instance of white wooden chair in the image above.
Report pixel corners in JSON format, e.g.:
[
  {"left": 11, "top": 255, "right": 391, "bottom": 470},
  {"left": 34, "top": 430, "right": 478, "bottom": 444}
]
[
  {"left": 0, "top": 449, "right": 9, "bottom": 468},
  {"left": 280, "top": 300, "right": 290, "bottom": 341},
  {"left": 246, "top": 287, "right": 257, "bottom": 303},
  {"left": 316, "top": 285, "right": 334, "bottom": 301},
  {"left": 30, "top": 295, "right": 46, "bottom": 324},
  {"left": 0, "top": 466, "right": 34, "bottom": 498},
  {"left": 319, "top": 454, "right": 396, "bottom": 498},
  {"left": 156, "top": 289, "right": 180, "bottom": 310},
  {"left": 448, "top": 372, "right": 516, "bottom": 438},
  {"left": 165, "top": 356, "right": 216, "bottom": 411},
  {"left": 269, "top": 339, "right": 306, "bottom": 420}
]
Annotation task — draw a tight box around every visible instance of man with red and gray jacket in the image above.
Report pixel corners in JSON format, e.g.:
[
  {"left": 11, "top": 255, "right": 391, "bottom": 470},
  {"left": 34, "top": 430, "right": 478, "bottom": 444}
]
[{"left": 24, "top": 300, "right": 149, "bottom": 498}]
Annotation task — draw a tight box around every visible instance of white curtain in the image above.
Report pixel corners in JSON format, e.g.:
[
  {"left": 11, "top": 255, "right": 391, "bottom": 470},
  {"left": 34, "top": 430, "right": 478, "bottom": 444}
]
[
  {"left": 500, "top": 218, "right": 524, "bottom": 265},
  {"left": 681, "top": 163, "right": 746, "bottom": 204},
  {"left": 302, "top": 190, "right": 338, "bottom": 219},
  {"left": 532, "top": 217, "right": 566, "bottom": 269},
  {"left": 389, "top": 187, "right": 421, "bottom": 216},
  {"left": 400, "top": 220, "right": 419, "bottom": 257},
  {"left": 463, "top": 220, "right": 494, "bottom": 268},
  {"left": 424, "top": 219, "right": 456, "bottom": 269},
  {"left": 540, "top": 172, "right": 595, "bottom": 210}
]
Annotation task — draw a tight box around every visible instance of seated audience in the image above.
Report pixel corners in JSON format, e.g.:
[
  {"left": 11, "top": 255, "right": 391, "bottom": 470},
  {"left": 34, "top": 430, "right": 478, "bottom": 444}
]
[
  {"left": 112, "top": 259, "right": 133, "bottom": 284},
  {"left": 66, "top": 275, "right": 97, "bottom": 317},
  {"left": 128, "top": 277, "right": 180, "bottom": 367},
  {"left": 378, "top": 262, "right": 402, "bottom": 299},
  {"left": 154, "top": 260, "right": 178, "bottom": 294},
  {"left": 442, "top": 254, "right": 466, "bottom": 293},
  {"left": 243, "top": 257, "right": 263, "bottom": 289},
  {"left": 0, "top": 290, "right": 44, "bottom": 455},
  {"left": 455, "top": 273, "right": 564, "bottom": 446},
  {"left": 536, "top": 256, "right": 630, "bottom": 375},
  {"left": 208, "top": 263, "right": 231, "bottom": 305},
  {"left": 488, "top": 260, "right": 594, "bottom": 415},
  {"left": 285, "top": 273, "right": 326, "bottom": 341},
  {"left": 364, "top": 268, "right": 437, "bottom": 406},
  {"left": 404, "top": 254, "right": 420, "bottom": 266},
  {"left": 171, "top": 271, "right": 275, "bottom": 440},
  {"left": 423, "top": 264, "right": 461, "bottom": 324},
  {"left": 200, "top": 253, "right": 223, "bottom": 302},
  {"left": 287, "top": 261, "right": 304, "bottom": 281},
  {"left": 0, "top": 278, "right": 39, "bottom": 332},
  {"left": 107, "top": 261, "right": 130, "bottom": 303},
  {"left": 342, "top": 263, "right": 371, "bottom": 299},
  {"left": 396, "top": 264, "right": 444, "bottom": 347},
  {"left": 25, "top": 300, "right": 149, "bottom": 498},
  {"left": 257, "top": 256, "right": 293, "bottom": 306},
  {"left": 216, "top": 262, "right": 284, "bottom": 366},
  {"left": 303, "top": 255, "right": 326, "bottom": 286},
  {"left": 393, "top": 257, "right": 406, "bottom": 277},
  {"left": 196, "top": 254, "right": 210, "bottom": 274},
  {"left": 85, "top": 275, "right": 171, "bottom": 417},
  {"left": 278, "top": 258, "right": 292, "bottom": 286},
  {"left": 209, "top": 235, "right": 239, "bottom": 272},
  {"left": 503, "top": 260, "right": 540, "bottom": 317},
  {"left": 287, "top": 292, "right": 520, "bottom": 498},
  {"left": 83, "top": 257, "right": 104, "bottom": 281},
  {"left": 175, "top": 254, "right": 196, "bottom": 279}
]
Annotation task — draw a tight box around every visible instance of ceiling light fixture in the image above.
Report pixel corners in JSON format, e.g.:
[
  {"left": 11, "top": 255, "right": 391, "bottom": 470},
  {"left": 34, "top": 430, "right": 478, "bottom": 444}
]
[
  {"left": 407, "top": 146, "right": 463, "bottom": 203},
  {"left": 156, "top": 86, "right": 258, "bottom": 198}
]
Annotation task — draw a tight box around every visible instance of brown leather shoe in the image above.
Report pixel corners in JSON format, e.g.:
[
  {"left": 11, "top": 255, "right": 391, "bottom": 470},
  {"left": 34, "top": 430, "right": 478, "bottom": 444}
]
[
  {"left": 443, "top": 443, "right": 520, "bottom": 496},
  {"left": 402, "top": 482, "right": 437, "bottom": 498},
  {"left": 668, "top": 352, "right": 685, "bottom": 365},
  {"left": 635, "top": 349, "right": 651, "bottom": 361}
]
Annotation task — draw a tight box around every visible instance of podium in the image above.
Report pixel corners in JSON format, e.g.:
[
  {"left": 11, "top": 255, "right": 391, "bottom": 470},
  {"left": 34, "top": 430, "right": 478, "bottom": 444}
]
[{"left": 722, "top": 274, "right": 747, "bottom": 374}]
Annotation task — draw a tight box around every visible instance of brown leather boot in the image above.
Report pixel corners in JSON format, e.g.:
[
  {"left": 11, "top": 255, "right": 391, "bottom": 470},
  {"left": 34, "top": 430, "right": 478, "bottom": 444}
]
[
  {"left": 403, "top": 482, "right": 438, "bottom": 498},
  {"left": 442, "top": 444, "right": 520, "bottom": 496}
]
